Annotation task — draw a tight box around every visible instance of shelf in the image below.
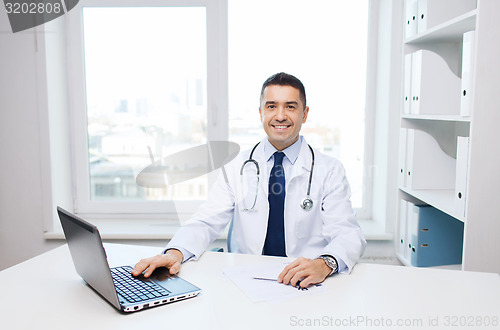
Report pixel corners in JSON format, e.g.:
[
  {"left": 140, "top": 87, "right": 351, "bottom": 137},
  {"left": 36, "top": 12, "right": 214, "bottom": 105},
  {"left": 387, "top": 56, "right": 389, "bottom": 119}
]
[
  {"left": 405, "top": 9, "right": 476, "bottom": 44},
  {"left": 399, "top": 187, "right": 464, "bottom": 222},
  {"left": 401, "top": 114, "right": 471, "bottom": 123}
]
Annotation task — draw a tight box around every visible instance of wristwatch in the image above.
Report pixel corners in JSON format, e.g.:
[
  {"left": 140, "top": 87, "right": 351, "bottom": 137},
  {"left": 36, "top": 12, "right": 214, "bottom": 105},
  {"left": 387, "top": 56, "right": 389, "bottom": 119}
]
[{"left": 318, "top": 255, "right": 338, "bottom": 276}]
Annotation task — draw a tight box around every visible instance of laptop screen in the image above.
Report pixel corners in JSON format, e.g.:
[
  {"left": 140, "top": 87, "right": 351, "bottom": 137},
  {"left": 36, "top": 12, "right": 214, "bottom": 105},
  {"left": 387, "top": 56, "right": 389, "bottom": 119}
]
[{"left": 57, "top": 207, "right": 121, "bottom": 309}]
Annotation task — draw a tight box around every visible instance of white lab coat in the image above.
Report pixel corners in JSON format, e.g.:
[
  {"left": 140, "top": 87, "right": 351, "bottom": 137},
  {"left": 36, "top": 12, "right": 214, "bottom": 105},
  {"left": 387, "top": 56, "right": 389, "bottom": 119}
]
[{"left": 167, "top": 137, "right": 366, "bottom": 273}]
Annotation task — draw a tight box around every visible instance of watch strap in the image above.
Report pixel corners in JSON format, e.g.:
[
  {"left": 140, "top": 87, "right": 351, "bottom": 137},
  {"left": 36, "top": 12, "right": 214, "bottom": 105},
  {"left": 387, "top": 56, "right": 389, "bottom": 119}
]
[{"left": 318, "top": 255, "right": 338, "bottom": 276}]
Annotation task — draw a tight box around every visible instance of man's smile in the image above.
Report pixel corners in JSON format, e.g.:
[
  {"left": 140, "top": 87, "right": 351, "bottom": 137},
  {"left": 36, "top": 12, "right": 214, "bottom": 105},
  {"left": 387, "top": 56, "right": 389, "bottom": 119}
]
[{"left": 272, "top": 124, "right": 291, "bottom": 130}]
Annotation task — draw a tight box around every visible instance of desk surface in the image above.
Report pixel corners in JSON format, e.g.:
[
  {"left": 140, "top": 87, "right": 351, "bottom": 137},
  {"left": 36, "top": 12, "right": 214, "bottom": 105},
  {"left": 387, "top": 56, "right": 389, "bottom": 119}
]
[{"left": 1, "top": 243, "right": 499, "bottom": 330}]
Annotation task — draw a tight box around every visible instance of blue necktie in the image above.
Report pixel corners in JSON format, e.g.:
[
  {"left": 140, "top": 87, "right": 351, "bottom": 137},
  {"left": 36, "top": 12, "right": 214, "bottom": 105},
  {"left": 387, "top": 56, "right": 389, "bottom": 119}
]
[{"left": 263, "top": 152, "right": 286, "bottom": 257}]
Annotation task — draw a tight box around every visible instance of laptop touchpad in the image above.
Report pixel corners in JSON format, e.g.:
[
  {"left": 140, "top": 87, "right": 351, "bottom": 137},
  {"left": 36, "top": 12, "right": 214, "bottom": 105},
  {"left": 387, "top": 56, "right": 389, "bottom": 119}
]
[
  {"left": 149, "top": 267, "right": 175, "bottom": 282},
  {"left": 149, "top": 267, "right": 201, "bottom": 292}
]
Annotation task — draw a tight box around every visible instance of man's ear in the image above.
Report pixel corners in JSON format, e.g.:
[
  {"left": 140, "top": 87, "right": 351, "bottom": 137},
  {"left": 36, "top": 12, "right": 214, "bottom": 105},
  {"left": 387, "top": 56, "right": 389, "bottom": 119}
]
[
  {"left": 302, "top": 106, "right": 310, "bottom": 123},
  {"left": 259, "top": 107, "right": 263, "bottom": 122}
]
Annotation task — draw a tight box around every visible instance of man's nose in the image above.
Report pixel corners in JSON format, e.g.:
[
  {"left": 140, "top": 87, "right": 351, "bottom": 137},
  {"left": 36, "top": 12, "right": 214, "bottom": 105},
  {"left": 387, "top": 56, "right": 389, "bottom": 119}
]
[{"left": 275, "top": 107, "right": 287, "bottom": 121}]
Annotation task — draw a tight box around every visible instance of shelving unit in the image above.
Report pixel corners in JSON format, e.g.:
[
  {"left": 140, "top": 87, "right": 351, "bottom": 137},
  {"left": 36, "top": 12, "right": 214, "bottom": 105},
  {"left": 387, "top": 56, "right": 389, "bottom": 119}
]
[{"left": 396, "top": 0, "right": 500, "bottom": 273}]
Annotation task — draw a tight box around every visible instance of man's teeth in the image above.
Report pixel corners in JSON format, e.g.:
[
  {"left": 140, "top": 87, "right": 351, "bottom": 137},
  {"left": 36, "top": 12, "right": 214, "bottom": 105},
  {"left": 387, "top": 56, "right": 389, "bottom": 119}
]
[{"left": 274, "top": 125, "right": 288, "bottom": 129}]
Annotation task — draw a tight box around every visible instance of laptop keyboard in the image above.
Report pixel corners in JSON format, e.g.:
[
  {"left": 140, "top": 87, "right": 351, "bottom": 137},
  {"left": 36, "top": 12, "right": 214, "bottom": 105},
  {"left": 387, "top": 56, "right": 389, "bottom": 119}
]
[{"left": 111, "top": 266, "right": 170, "bottom": 303}]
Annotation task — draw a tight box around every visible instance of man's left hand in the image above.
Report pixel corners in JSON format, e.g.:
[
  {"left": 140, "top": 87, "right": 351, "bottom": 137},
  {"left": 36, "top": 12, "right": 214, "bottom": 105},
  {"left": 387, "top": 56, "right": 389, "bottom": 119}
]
[{"left": 277, "top": 257, "right": 332, "bottom": 288}]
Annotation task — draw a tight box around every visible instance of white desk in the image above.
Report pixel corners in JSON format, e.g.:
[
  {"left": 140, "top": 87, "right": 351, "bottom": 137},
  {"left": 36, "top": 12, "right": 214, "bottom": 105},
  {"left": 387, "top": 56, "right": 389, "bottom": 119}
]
[{"left": 1, "top": 244, "right": 499, "bottom": 330}]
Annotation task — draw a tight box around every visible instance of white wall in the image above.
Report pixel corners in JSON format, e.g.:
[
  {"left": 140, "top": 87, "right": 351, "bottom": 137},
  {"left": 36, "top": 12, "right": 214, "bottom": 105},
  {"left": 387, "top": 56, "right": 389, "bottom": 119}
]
[{"left": 0, "top": 9, "right": 63, "bottom": 270}]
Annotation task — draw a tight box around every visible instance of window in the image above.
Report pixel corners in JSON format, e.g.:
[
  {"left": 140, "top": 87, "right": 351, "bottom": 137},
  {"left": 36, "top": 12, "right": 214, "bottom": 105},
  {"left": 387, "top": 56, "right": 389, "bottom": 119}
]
[
  {"left": 67, "top": 0, "right": 226, "bottom": 215},
  {"left": 67, "top": 0, "right": 373, "bottom": 218}
]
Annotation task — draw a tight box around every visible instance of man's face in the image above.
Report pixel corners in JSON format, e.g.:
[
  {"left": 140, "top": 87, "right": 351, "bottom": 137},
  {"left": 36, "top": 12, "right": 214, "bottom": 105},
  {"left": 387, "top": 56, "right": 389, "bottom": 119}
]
[{"left": 259, "top": 85, "right": 309, "bottom": 151}]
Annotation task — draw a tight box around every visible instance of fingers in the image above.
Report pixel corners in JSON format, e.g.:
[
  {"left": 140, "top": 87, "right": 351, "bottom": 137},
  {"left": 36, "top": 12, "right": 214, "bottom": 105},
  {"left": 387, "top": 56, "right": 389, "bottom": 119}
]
[
  {"left": 277, "top": 257, "right": 328, "bottom": 288},
  {"left": 131, "top": 257, "right": 154, "bottom": 276},
  {"left": 168, "top": 262, "right": 181, "bottom": 275},
  {"left": 278, "top": 257, "right": 307, "bottom": 287},
  {"left": 277, "top": 260, "right": 297, "bottom": 283},
  {"left": 132, "top": 255, "right": 161, "bottom": 277},
  {"left": 143, "top": 256, "right": 163, "bottom": 278},
  {"left": 297, "top": 275, "right": 315, "bottom": 288},
  {"left": 277, "top": 257, "right": 304, "bottom": 281},
  {"left": 131, "top": 254, "right": 181, "bottom": 278}
]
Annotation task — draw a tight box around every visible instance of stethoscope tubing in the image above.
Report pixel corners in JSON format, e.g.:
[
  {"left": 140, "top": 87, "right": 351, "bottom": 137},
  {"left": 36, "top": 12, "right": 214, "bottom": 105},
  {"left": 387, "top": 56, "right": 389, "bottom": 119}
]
[{"left": 240, "top": 142, "right": 315, "bottom": 211}]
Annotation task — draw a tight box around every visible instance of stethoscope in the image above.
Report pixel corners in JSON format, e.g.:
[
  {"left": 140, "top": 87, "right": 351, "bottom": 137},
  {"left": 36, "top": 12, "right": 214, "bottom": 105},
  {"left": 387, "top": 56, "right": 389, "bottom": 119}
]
[{"left": 240, "top": 142, "right": 315, "bottom": 211}]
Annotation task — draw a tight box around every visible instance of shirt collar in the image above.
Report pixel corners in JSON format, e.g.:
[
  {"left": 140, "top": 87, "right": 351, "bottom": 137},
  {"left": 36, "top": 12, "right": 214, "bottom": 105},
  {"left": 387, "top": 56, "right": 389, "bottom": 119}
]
[{"left": 263, "top": 136, "right": 302, "bottom": 165}]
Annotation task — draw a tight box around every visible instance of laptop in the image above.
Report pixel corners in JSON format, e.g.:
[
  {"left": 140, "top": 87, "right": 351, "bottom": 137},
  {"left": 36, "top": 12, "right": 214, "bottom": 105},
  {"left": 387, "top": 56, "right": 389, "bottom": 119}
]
[{"left": 57, "top": 206, "right": 201, "bottom": 313}]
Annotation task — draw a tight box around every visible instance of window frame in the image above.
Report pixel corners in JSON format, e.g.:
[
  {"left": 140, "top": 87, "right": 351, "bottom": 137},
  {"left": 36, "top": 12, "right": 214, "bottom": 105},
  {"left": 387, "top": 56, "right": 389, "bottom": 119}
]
[
  {"left": 356, "top": 0, "right": 377, "bottom": 220},
  {"left": 66, "top": 0, "right": 228, "bottom": 216}
]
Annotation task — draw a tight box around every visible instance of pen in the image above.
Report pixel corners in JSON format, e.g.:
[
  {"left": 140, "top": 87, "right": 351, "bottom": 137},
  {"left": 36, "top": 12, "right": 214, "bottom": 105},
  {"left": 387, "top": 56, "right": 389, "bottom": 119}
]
[
  {"left": 252, "top": 277, "right": 308, "bottom": 290},
  {"left": 296, "top": 279, "right": 307, "bottom": 290},
  {"left": 252, "top": 277, "right": 277, "bottom": 282}
]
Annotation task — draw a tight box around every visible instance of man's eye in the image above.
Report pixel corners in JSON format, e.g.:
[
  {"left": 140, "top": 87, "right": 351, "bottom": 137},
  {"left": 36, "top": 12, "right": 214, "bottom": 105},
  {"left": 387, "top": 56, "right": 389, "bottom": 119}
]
[
  {"left": 287, "top": 105, "right": 296, "bottom": 109},
  {"left": 267, "top": 105, "right": 276, "bottom": 109}
]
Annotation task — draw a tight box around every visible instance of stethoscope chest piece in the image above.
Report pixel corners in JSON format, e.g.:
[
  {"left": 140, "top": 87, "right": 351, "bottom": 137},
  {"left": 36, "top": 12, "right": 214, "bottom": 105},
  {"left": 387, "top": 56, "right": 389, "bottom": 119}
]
[{"left": 301, "top": 197, "right": 313, "bottom": 211}]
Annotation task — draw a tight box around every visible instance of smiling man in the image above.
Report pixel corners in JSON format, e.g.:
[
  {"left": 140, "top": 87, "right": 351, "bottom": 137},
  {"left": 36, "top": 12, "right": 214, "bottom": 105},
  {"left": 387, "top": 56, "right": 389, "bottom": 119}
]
[
  {"left": 259, "top": 77, "right": 309, "bottom": 151},
  {"left": 133, "top": 72, "right": 366, "bottom": 288}
]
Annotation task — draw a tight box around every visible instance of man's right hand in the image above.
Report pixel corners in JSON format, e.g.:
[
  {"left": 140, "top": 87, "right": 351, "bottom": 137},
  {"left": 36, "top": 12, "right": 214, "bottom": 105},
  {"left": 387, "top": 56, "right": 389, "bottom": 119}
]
[{"left": 131, "top": 249, "right": 183, "bottom": 278}]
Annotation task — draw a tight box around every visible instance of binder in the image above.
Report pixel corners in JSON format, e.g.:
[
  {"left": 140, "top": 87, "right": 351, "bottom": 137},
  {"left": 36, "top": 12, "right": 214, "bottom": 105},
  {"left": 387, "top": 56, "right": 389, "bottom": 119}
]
[
  {"left": 460, "top": 31, "right": 476, "bottom": 117},
  {"left": 405, "top": 0, "right": 418, "bottom": 39},
  {"left": 398, "top": 199, "right": 408, "bottom": 261},
  {"left": 405, "top": 129, "right": 456, "bottom": 190},
  {"left": 403, "top": 54, "right": 412, "bottom": 114},
  {"left": 410, "top": 205, "right": 464, "bottom": 267},
  {"left": 410, "top": 50, "right": 461, "bottom": 115},
  {"left": 399, "top": 199, "right": 418, "bottom": 265},
  {"left": 406, "top": 201, "right": 417, "bottom": 262},
  {"left": 454, "top": 136, "right": 470, "bottom": 218},
  {"left": 398, "top": 128, "right": 407, "bottom": 187}
]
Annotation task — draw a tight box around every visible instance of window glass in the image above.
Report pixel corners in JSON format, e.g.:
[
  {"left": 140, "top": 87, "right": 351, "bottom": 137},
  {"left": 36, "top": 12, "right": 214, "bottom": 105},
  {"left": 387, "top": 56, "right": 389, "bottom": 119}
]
[{"left": 82, "top": 7, "right": 207, "bottom": 201}]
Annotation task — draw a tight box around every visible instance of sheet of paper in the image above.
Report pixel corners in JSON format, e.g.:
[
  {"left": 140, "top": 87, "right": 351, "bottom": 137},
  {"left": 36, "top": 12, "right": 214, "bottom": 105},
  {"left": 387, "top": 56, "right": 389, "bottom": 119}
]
[{"left": 222, "top": 261, "right": 325, "bottom": 303}]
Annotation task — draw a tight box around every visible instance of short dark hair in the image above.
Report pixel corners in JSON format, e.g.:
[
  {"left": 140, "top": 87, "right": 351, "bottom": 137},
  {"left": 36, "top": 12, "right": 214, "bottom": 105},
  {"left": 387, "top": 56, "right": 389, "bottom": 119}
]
[{"left": 260, "top": 72, "right": 307, "bottom": 108}]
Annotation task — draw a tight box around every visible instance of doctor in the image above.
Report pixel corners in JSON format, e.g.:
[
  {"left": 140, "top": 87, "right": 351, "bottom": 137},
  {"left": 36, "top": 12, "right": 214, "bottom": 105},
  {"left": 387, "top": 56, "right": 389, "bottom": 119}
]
[{"left": 133, "top": 72, "right": 366, "bottom": 288}]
